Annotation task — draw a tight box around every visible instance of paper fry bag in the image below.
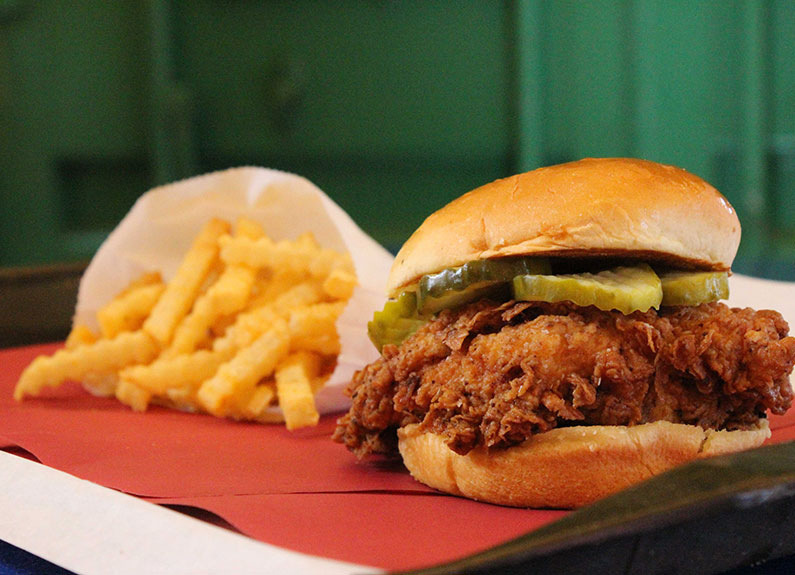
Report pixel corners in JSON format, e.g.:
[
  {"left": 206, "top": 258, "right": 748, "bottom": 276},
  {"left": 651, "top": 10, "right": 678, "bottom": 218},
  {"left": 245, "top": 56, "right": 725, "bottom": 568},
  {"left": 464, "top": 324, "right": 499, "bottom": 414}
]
[{"left": 74, "top": 167, "right": 394, "bottom": 414}]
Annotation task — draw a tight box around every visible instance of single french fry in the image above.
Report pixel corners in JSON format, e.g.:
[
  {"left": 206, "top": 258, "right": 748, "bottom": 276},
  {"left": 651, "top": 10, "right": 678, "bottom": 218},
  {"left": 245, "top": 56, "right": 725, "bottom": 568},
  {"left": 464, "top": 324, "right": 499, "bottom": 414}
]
[
  {"left": 115, "top": 379, "right": 151, "bottom": 412},
  {"left": 65, "top": 324, "right": 98, "bottom": 349},
  {"left": 13, "top": 330, "right": 159, "bottom": 400},
  {"left": 288, "top": 301, "right": 346, "bottom": 355},
  {"left": 197, "top": 319, "right": 290, "bottom": 417},
  {"left": 322, "top": 268, "right": 357, "bottom": 300},
  {"left": 143, "top": 218, "right": 230, "bottom": 345},
  {"left": 98, "top": 282, "right": 166, "bottom": 339},
  {"left": 119, "top": 349, "right": 227, "bottom": 395},
  {"left": 117, "top": 271, "right": 163, "bottom": 296},
  {"left": 275, "top": 351, "right": 321, "bottom": 430},
  {"left": 239, "top": 383, "right": 277, "bottom": 419},
  {"left": 233, "top": 217, "right": 265, "bottom": 239}
]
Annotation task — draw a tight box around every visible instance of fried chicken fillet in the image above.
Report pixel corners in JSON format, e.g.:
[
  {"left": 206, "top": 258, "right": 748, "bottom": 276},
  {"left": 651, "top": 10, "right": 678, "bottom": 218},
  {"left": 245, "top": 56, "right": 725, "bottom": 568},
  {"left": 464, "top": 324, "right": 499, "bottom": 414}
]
[{"left": 333, "top": 300, "right": 795, "bottom": 458}]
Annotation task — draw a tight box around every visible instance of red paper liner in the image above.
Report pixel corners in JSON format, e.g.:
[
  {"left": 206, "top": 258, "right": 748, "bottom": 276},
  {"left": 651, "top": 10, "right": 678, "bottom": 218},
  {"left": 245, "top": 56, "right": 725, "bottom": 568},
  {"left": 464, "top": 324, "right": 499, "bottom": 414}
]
[{"left": 2, "top": 343, "right": 793, "bottom": 571}]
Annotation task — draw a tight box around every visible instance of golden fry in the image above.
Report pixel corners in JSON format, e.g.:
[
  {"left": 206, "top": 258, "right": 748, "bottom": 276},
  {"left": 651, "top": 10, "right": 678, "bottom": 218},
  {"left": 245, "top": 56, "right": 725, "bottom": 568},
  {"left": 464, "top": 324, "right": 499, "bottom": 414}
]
[
  {"left": 115, "top": 379, "right": 151, "bottom": 412},
  {"left": 14, "top": 330, "right": 159, "bottom": 400},
  {"left": 322, "top": 268, "right": 357, "bottom": 300},
  {"left": 238, "top": 383, "right": 277, "bottom": 420},
  {"left": 288, "top": 301, "right": 346, "bottom": 355},
  {"left": 143, "top": 218, "right": 230, "bottom": 345},
  {"left": 98, "top": 282, "right": 166, "bottom": 339},
  {"left": 197, "top": 319, "right": 290, "bottom": 417},
  {"left": 164, "top": 219, "right": 265, "bottom": 356},
  {"left": 275, "top": 351, "right": 321, "bottom": 430},
  {"left": 65, "top": 324, "right": 98, "bottom": 349},
  {"left": 119, "top": 349, "right": 227, "bottom": 395},
  {"left": 212, "top": 282, "right": 324, "bottom": 355},
  {"left": 166, "top": 264, "right": 256, "bottom": 356}
]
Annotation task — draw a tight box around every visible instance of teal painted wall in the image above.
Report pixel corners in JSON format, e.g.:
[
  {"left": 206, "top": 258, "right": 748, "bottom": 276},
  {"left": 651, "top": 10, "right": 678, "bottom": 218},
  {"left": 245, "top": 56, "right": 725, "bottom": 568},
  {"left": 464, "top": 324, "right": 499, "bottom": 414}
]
[{"left": 1, "top": 1, "right": 793, "bottom": 279}]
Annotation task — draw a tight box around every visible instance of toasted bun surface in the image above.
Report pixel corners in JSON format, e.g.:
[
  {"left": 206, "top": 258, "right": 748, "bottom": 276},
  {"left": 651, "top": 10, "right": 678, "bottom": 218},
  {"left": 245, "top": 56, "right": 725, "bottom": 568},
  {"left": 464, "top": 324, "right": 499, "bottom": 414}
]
[
  {"left": 388, "top": 158, "right": 740, "bottom": 296},
  {"left": 397, "top": 420, "right": 770, "bottom": 509}
]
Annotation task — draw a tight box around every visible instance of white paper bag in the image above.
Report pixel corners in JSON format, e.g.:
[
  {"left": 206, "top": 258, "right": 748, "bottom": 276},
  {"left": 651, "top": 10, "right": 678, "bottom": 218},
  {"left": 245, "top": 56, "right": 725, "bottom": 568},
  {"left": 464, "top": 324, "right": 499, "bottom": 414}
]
[{"left": 74, "top": 167, "right": 394, "bottom": 414}]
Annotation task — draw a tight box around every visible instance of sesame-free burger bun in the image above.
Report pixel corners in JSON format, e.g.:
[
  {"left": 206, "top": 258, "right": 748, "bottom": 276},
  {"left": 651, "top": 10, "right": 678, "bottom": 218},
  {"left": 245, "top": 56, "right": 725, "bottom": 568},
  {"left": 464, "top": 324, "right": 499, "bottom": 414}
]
[
  {"left": 397, "top": 420, "right": 770, "bottom": 509},
  {"left": 387, "top": 158, "right": 741, "bottom": 296}
]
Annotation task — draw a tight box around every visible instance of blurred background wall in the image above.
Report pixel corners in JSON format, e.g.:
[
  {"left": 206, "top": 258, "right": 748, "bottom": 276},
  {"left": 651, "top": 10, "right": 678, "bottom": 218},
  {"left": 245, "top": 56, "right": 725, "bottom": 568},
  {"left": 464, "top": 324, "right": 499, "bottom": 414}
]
[{"left": 0, "top": 1, "right": 793, "bottom": 279}]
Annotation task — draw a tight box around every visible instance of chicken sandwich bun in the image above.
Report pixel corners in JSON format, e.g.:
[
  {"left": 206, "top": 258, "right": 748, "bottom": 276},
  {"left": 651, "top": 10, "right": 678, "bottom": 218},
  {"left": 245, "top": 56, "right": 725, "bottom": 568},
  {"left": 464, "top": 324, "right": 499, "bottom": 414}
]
[{"left": 333, "top": 158, "right": 795, "bottom": 508}]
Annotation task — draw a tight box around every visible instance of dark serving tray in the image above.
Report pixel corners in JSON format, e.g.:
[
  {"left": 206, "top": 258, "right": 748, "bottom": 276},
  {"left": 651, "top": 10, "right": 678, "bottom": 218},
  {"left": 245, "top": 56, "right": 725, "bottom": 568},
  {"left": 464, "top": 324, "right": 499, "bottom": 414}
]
[
  {"left": 400, "top": 441, "right": 795, "bottom": 575},
  {"left": 0, "top": 262, "right": 86, "bottom": 348}
]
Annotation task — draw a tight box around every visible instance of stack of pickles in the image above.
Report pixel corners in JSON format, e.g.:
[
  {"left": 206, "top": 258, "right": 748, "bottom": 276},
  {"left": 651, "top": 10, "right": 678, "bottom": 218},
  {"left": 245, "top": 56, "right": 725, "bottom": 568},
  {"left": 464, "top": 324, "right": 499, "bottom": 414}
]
[{"left": 368, "top": 258, "right": 729, "bottom": 351}]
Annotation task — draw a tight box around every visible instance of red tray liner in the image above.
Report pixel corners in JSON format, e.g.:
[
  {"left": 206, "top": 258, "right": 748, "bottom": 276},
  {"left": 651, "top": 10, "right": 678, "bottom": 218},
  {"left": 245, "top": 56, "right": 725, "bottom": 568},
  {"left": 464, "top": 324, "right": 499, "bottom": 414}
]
[
  {"left": 1, "top": 343, "right": 793, "bottom": 571},
  {"left": 153, "top": 492, "right": 565, "bottom": 571}
]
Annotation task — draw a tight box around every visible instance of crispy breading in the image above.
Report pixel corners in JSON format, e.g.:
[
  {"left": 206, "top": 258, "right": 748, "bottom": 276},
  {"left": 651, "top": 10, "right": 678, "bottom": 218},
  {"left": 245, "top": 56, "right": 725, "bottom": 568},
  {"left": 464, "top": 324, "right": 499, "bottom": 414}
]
[{"left": 333, "top": 301, "right": 795, "bottom": 458}]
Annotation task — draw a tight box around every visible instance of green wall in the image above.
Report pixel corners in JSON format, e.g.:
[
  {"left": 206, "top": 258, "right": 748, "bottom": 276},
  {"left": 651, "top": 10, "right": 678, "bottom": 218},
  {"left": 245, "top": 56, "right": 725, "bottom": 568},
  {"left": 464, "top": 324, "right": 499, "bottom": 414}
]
[{"left": 1, "top": 1, "right": 793, "bottom": 279}]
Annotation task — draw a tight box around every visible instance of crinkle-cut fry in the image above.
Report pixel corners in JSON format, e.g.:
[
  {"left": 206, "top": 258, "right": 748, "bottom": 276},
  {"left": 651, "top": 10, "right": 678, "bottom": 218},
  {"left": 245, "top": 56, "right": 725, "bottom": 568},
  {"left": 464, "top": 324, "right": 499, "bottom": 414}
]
[
  {"left": 144, "top": 218, "right": 230, "bottom": 346},
  {"left": 164, "top": 219, "right": 263, "bottom": 357},
  {"left": 65, "top": 324, "right": 98, "bottom": 349},
  {"left": 14, "top": 331, "right": 159, "bottom": 401},
  {"left": 212, "top": 282, "right": 324, "bottom": 355},
  {"left": 234, "top": 217, "right": 266, "bottom": 239},
  {"left": 275, "top": 351, "right": 322, "bottom": 430},
  {"left": 219, "top": 235, "right": 352, "bottom": 280},
  {"left": 309, "top": 250, "right": 355, "bottom": 280},
  {"left": 119, "top": 349, "right": 228, "bottom": 395},
  {"left": 98, "top": 282, "right": 166, "bottom": 339},
  {"left": 237, "top": 383, "right": 276, "bottom": 420},
  {"left": 197, "top": 319, "right": 290, "bottom": 417},
  {"left": 322, "top": 268, "right": 357, "bottom": 300},
  {"left": 295, "top": 231, "right": 321, "bottom": 249},
  {"left": 115, "top": 379, "right": 151, "bottom": 412},
  {"left": 268, "top": 281, "right": 325, "bottom": 312},
  {"left": 82, "top": 371, "right": 119, "bottom": 397},
  {"left": 212, "top": 306, "right": 281, "bottom": 356},
  {"left": 247, "top": 268, "right": 314, "bottom": 309},
  {"left": 118, "top": 270, "right": 163, "bottom": 296},
  {"left": 288, "top": 301, "right": 346, "bottom": 355},
  {"left": 165, "top": 263, "right": 257, "bottom": 357}
]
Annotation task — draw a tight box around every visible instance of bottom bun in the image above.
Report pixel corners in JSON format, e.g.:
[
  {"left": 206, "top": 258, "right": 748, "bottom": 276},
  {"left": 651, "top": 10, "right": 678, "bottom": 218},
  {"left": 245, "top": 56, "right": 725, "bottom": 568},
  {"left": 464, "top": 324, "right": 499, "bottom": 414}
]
[{"left": 397, "top": 419, "right": 771, "bottom": 509}]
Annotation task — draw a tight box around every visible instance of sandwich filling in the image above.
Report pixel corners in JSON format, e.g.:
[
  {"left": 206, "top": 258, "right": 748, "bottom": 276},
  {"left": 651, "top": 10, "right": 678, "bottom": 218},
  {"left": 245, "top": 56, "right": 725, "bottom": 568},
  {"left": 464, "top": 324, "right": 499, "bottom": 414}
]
[{"left": 333, "top": 299, "right": 795, "bottom": 458}]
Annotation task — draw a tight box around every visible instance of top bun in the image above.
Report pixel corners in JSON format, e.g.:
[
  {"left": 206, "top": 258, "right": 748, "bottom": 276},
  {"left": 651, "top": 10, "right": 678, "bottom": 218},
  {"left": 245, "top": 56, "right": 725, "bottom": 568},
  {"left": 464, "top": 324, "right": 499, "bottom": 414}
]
[{"left": 388, "top": 158, "right": 741, "bottom": 296}]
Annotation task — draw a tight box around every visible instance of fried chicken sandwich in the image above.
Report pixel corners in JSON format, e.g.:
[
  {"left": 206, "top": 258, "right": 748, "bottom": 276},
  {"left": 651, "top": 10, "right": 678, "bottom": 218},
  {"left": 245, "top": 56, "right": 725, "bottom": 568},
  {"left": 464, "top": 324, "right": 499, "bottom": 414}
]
[{"left": 333, "top": 158, "right": 795, "bottom": 508}]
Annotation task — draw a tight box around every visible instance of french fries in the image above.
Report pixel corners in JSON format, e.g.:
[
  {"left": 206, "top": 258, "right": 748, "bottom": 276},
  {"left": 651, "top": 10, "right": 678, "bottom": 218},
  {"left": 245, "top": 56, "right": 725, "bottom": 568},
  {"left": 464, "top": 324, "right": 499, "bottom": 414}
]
[{"left": 13, "top": 217, "right": 356, "bottom": 429}]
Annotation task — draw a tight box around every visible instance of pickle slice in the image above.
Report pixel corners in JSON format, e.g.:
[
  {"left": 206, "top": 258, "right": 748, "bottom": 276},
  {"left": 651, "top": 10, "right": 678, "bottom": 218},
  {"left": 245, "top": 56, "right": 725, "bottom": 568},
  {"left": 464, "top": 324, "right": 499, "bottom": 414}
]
[
  {"left": 512, "top": 263, "right": 663, "bottom": 314},
  {"left": 417, "top": 257, "right": 551, "bottom": 315},
  {"left": 368, "top": 291, "right": 428, "bottom": 352},
  {"left": 660, "top": 270, "right": 729, "bottom": 306}
]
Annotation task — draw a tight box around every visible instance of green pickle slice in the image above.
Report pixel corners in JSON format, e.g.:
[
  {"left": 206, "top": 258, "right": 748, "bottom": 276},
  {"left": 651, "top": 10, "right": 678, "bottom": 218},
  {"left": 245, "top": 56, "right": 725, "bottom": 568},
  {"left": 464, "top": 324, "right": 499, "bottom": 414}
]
[
  {"left": 512, "top": 263, "right": 663, "bottom": 314},
  {"left": 368, "top": 291, "right": 427, "bottom": 352},
  {"left": 660, "top": 270, "right": 729, "bottom": 306},
  {"left": 369, "top": 261, "right": 730, "bottom": 351},
  {"left": 417, "top": 257, "right": 551, "bottom": 315}
]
